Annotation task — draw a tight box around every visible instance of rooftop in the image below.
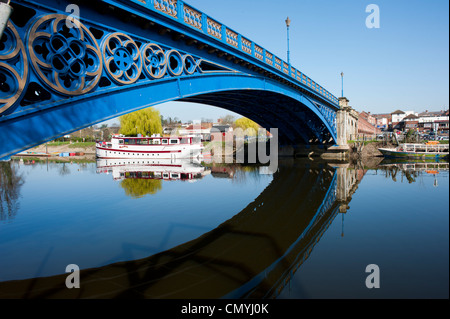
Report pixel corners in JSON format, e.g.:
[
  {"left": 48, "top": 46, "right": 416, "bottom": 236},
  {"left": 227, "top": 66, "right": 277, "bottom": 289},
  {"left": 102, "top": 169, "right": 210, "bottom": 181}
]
[{"left": 403, "top": 114, "right": 419, "bottom": 120}]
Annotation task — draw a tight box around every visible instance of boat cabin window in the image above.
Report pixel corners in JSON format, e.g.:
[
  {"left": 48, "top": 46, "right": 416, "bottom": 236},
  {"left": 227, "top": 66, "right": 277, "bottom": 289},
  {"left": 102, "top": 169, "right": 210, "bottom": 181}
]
[
  {"left": 107, "top": 143, "right": 112, "bottom": 148},
  {"left": 170, "top": 139, "right": 179, "bottom": 144},
  {"left": 119, "top": 139, "right": 124, "bottom": 144},
  {"left": 180, "top": 138, "right": 190, "bottom": 144},
  {"left": 141, "top": 139, "right": 149, "bottom": 145},
  {"left": 152, "top": 139, "right": 160, "bottom": 145},
  {"left": 162, "top": 139, "right": 168, "bottom": 144}
]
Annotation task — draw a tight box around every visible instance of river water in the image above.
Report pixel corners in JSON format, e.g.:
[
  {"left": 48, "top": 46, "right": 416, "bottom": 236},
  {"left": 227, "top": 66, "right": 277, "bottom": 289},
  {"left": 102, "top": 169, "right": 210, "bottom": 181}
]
[{"left": 0, "top": 157, "right": 448, "bottom": 299}]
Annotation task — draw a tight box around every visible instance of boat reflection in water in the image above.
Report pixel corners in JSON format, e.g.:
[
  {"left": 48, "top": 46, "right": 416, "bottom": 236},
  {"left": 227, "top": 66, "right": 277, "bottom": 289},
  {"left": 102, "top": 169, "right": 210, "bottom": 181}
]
[
  {"left": 96, "top": 158, "right": 208, "bottom": 183},
  {"left": 378, "top": 159, "right": 449, "bottom": 185},
  {"left": 96, "top": 158, "right": 209, "bottom": 198}
]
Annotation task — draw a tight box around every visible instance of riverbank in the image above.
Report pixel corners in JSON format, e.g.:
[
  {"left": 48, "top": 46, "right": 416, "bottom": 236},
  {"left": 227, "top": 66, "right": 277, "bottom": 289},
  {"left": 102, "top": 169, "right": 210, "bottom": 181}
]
[
  {"left": 13, "top": 140, "right": 445, "bottom": 165},
  {"left": 348, "top": 141, "right": 387, "bottom": 159},
  {"left": 12, "top": 143, "right": 96, "bottom": 162},
  {"left": 12, "top": 141, "right": 387, "bottom": 163}
]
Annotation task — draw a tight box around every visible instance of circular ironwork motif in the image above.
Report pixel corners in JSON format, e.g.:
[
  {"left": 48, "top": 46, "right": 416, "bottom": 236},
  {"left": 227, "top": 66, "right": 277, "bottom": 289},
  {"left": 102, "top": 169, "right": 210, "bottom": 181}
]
[
  {"left": 165, "top": 50, "right": 184, "bottom": 77},
  {"left": 141, "top": 43, "right": 167, "bottom": 79},
  {"left": 183, "top": 54, "right": 198, "bottom": 75},
  {"left": 27, "top": 14, "right": 102, "bottom": 96},
  {"left": 0, "top": 22, "right": 28, "bottom": 115},
  {"left": 102, "top": 33, "right": 142, "bottom": 85}
]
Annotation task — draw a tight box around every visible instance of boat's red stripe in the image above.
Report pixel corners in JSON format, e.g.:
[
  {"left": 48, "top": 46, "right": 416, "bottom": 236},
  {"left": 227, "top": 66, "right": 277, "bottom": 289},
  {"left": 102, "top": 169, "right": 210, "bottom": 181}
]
[
  {"left": 97, "top": 163, "right": 183, "bottom": 168},
  {"left": 96, "top": 147, "right": 182, "bottom": 153}
]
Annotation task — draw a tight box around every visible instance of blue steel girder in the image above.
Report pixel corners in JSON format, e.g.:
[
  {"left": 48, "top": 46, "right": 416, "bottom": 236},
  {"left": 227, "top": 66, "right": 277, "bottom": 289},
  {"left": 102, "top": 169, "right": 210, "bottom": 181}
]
[{"left": 0, "top": 0, "right": 339, "bottom": 158}]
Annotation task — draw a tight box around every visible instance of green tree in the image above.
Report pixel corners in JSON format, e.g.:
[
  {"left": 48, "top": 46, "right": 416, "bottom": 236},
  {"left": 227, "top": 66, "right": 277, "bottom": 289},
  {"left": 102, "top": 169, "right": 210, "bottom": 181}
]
[
  {"left": 234, "top": 117, "right": 260, "bottom": 136},
  {"left": 119, "top": 108, "right": 163, "bottom": 136}
]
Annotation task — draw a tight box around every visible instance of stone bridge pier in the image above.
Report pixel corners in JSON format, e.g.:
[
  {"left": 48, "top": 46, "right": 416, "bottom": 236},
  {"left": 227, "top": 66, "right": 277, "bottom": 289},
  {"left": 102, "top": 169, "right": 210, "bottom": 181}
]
[
  {"left": 286, "top": 97, "right": 359, "bottom": 159},
  {"left": 332, "top": 162, "right": 365, "bottom": 214}
]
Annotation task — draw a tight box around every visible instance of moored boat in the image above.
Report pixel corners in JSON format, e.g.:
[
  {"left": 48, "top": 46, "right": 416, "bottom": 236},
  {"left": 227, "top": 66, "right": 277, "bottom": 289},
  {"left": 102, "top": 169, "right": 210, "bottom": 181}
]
[
  {"left": 378, "top": 142, "right": 449, "bottom": 159},
  {"left": 96, "top": 134, "right": 203, "bottom": 159}
]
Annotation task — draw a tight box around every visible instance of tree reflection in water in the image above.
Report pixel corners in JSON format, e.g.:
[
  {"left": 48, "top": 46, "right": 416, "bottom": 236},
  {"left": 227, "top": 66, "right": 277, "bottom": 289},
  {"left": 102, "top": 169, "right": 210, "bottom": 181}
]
[
  {"left": 120, "top": 178, "right": 163, "bottom": 198},
  {"left": 0, "top": 162, "right": 24, "bottom": 222}
]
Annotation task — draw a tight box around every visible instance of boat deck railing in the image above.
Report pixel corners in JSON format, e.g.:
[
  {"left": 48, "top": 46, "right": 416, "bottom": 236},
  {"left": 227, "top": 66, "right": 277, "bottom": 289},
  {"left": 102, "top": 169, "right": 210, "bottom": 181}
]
[{"left": 400, "top": 143, "right": 449, "bottom": 153}]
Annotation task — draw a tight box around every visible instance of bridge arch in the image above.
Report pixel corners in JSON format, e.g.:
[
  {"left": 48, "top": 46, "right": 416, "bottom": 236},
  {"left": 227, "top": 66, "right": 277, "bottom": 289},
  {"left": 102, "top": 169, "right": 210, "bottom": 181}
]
[{"left": 1, "top": 72, "right": 336, "bottom": 158}]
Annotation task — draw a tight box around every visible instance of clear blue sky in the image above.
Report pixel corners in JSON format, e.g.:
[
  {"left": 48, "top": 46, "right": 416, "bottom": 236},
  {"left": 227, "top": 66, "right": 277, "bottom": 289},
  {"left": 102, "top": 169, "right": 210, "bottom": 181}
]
[{"left": 108, "top": 0, "right": 449, "bottom": 124}]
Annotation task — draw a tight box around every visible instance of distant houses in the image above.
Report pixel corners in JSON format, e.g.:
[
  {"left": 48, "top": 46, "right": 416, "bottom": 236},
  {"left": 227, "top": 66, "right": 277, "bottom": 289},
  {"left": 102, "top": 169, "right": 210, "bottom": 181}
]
[
  {"left": 368, "top": 109, "right": 449, "bottom": 134},
  {"left": 349, "top": 105, "right": 449, "bottom": 138},
  {"left": 358, "top": 112, "right": 381, "bottom": 135},
  {"left": 164, "top": 120, "right": 235, "bottom": 142}
]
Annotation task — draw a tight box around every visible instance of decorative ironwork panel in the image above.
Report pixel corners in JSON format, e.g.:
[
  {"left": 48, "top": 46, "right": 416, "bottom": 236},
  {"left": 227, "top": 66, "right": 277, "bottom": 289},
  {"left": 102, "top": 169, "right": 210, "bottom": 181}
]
[
  {"left": 154, "top": 0, "right": 178, "bottom": 18},
  {"left": 274, "top": 57, "right": 282, "bottom": 70},
  {"left": 225, "top": 28, "right": 238, "bottom": 47},
  {"left": 314, "top": 102, "right": 337, "bottom": 136},
  {"left": 283, "top": 62, "right": 289, "bottom": 74},
  {"left": 254, "top": 45, "right": 263, "bottom": 60},
  {"left": 102, "top": 33, "right": 142, "bottom": 85},
  {"left": 183, "top": 5, "right": 202, "bottom": 30},
  {"left": 207, "top": 18, "right": 222, "bottom": 39},
  {"left": 0, "top": 21, "right": 28, "bottom": 114},
  {"left": 241, "top": 37, "right": 252, "bottom": 55},
  {"left": 265, "top": 51, "right": 273, "bottom": 65},
  {"left": 27, "top": 14, "right": 103, "bottom": 96}
]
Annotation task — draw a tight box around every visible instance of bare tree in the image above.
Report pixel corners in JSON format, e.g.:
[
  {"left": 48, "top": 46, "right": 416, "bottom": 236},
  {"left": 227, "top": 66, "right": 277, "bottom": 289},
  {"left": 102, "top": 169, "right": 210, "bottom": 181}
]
[{"left": 0, "top": 162, "right": 25, "bottom": 222}]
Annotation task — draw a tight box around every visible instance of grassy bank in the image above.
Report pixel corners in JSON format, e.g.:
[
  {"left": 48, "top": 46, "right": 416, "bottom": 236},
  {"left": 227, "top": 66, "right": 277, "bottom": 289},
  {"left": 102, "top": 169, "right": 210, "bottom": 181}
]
[{"left": 46, "top": 142, "right": 95, "bottom": 148}]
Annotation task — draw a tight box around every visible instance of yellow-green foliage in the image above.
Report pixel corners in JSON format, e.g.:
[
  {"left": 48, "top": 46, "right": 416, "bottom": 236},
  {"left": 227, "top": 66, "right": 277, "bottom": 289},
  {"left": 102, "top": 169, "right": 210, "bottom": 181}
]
[
  {"left": 234, "top": 117, "right": 260, "bottom": 136},
  {"left": 119, "top": 108, "right": 163, "bottom": 136}
]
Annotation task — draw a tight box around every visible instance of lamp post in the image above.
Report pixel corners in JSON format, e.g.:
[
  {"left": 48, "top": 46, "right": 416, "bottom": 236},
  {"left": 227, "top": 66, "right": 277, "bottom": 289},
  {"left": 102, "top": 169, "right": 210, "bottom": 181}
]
[
  {"left": 0, "top": 1, "right": 13, "bottom": 40},
  {"left": 340, "top": 72, "right": 344, "bottom": 97},
  {"left": 285, "top": 16, "right": 291, "bottom": 65}
]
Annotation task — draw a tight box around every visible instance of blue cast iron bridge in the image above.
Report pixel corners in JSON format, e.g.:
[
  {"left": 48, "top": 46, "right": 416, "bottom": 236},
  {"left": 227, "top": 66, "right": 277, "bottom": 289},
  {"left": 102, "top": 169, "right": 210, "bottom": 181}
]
[{"left": 0, "top": 0, "right": 340, "bottom": 159}]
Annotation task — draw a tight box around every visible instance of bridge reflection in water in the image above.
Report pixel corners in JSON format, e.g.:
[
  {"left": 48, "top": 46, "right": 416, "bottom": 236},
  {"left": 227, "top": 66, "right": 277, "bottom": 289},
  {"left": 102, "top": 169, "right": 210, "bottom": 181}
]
[{"left": 0, "top": 159, "right": 364, "bottom": 299}]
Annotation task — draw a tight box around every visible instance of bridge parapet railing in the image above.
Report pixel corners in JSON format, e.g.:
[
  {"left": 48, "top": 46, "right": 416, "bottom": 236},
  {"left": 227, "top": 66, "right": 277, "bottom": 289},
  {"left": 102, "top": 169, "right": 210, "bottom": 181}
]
[{"left": 124, "top": 0, "right": 338, "bottom": 106}]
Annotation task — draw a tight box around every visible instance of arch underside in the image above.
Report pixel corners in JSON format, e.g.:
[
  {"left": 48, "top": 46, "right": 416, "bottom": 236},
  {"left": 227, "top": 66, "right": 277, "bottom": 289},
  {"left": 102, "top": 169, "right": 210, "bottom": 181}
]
[
  {"left": 179, "top": 90, "right": 335, "bottom": 146},
  {"left": 0, "top": 73, "right": 337, "bottom": 158}
]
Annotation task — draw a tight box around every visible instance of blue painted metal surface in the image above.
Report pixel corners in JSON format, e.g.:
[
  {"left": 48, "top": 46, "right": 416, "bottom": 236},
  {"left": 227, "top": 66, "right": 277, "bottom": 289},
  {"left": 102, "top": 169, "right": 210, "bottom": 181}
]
[{"left": 0, "top": 0, "right": 340, "bottom": 158}]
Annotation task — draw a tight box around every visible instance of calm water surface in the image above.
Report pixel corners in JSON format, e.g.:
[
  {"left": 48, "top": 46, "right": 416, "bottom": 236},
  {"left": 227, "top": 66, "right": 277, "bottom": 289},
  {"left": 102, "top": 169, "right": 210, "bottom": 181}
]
[{"left": 0, "top": 158, "right": 448, "bottom": 298}]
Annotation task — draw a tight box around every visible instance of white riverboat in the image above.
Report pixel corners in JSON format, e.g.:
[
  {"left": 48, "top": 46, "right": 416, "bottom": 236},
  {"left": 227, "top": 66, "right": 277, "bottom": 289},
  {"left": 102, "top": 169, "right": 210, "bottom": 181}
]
[{"left": 96, "top": 134, "right": 203, "bottom": 159}]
